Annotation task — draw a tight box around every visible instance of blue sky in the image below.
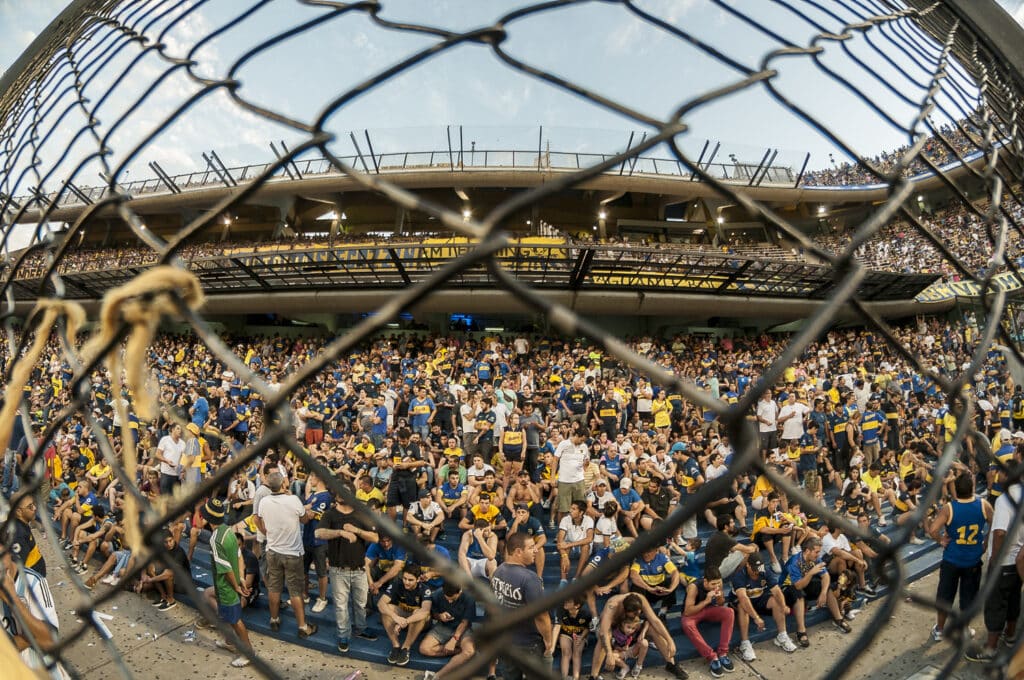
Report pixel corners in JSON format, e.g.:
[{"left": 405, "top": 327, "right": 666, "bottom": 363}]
[{"left": 0, "top": 0, "right": 1022, "bottom": 191}]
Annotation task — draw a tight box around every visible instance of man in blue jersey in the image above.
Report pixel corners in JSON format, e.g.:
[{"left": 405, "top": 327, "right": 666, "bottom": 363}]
[{"left": 927, "top": 473, "right": 993, "bottom": 641}]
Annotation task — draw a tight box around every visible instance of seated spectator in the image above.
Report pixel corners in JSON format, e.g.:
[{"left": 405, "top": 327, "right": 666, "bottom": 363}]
[
  {"left": 418, "top": 581, "right": 477, "bottom": 680},
  {"left": 557, "top": 500, "right": 595, "bottom": 586},
  {"left": 680, "top": 566, "right": 736, "bottom": 678},
  {"left": 628, "top": 538, "right": 680, "bottom": 618},
  {"left": 457, "top": 519, "right": 498, "bottom": 579},
  {"left": 378, "top": 565, "right": 431, "bottom": 667},
  {"left": 731, "top": 553, "right": 797, "bottom": 662}
]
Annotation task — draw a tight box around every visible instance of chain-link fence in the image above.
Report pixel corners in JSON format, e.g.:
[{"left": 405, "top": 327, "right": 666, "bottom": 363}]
[{"left": 1, "top": 1, "right": 1024, "bottom": 679}]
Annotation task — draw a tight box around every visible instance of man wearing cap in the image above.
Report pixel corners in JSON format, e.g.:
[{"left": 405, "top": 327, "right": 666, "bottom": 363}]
[
  {"left": 584, "top": 478, "right": 615, "bottom": 520},
  {"left": 204, "top": 498, "right": 254, "bottom": 668},
  {"left": 613, "top": 477, "right": 644, "bottom": 538},
  {"left": 406, "top": 489, "right": 445, "bottom": 542},
  {"left": 732, "top": 552, "right": 797, "bottom": 661},
  {"left": 255, "top": 471, "right": 318, "bottom": 638}
]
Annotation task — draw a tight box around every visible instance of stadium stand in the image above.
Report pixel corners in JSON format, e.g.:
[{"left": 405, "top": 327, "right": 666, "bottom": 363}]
[{"left": 14, "top": 317, "right": 1007, "bottom": 675}]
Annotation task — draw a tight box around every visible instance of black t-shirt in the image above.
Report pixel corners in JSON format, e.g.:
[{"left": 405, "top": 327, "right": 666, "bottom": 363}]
[
  {"left": 556, "top": 605, "right": 591, "bottom": 636},
  {"left": 321, "top": 506, "right": 375, "bottom": 570},
  {"left": 429, "top": 589, "right": 476, "bottom": 625},
  {"left": 491, "top": 562, "right": 545, "bottom": 646},
  {"left": 242, "top": 547, "right": 261, "bottom": 605},
  {"left": 641, "top": 488, "right": 672, "bottom": 518},
  {"left": 392, "top": 442, "right": 422, "bottom": 481},
  {"left": 385, "top": 579, "right": 429, "bottom": 613},
  {"left": 157, "top": 545, "right": 190, "bottom": 592},
  {"left": 704, "top": 530, "right": 736, "bottom": 573}
]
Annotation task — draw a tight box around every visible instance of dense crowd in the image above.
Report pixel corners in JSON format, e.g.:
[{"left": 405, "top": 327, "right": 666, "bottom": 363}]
[
  {"left": 3, "top": 312, "right": 1023, "bottom": 679},
  {"left": 817, "top": 199, "right": 1024, "bottom": 279},
  {"left": 801, "top": 117, "right": 988, "bottom": 187}
]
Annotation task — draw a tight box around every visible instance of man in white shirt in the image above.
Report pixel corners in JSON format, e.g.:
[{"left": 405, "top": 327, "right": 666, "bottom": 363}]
[
  {"left": 553, "top": 427, "right": 589, "bottom": 525},
  {"left": 968, "top": 480, "right": 1024, "bottom": 661},
  {"left": 756, "top": 391, "right": 779, "bottom": 455},
  {"left": 154, "top": 424, "right": 187, "bottom": 495},
  {"left": 556, "top": 499, "right": 595, "bottom": 586},
  {"left": 777, "top": 394, "right": 809, "bottom": 447},
  {"left": 821, "top": 525, "right": 872, "bottom": 595},
  {"left": 255, "top": 472, "right": 317, "bottom": 638}
]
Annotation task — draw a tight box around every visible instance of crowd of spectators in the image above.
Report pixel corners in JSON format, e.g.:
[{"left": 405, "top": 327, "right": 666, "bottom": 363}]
[
  {"left": 801, "top": 116, "right": 988, "bottom": 187},
  {"left": 2, "top": 310, "right": 1020, "bottom": 678},
  {"left": 817, "top": 198, "right": 1024, "bottom": 279}
]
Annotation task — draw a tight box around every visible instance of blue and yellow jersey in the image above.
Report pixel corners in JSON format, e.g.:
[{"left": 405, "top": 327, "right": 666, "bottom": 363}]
[{"left": 630, "top": 551, "right": 677, "bottom": 586}]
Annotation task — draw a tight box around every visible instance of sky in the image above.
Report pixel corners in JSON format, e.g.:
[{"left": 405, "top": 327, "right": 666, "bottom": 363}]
[{"left": 0, "top": 0, "right": 1023, "bottom": 202}]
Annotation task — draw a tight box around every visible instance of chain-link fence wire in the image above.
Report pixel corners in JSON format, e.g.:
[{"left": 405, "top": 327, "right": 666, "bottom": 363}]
[{"left": 1, "top": 0, "right": 1024, "bottom": 678}]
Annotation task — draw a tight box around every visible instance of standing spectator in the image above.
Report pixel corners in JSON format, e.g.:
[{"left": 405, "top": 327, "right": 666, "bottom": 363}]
[
  {"left": 927, "top": 473, "right": 992, "bottom": 642},
  {"left": 777, "top": 393, "right": 809, "bottom": 448},
  {"left": 680, "top": 566, "right": 735, "bottom": 678},
  {"left": 966, "top": 474, "right": 1022, "bottom": 662},
  {"left": 756, "top": 391, "right": 779, "bottom": 456},
  {"left": 387, "top": 428, "right": 427, "bottom": 521},
  {"left": 314, "top": 487, "right": 380, "bottom": 654},
  {"left": 255, "top": 472, "right": 318, "bottom": 638},
  {"left": 418, "top": 581, "right": 477, "bottom": 680},
  {"left": 554, "top": 427, "right": 589, "bottom": 525},
  {"left": 8, "top": 494, "right": 46, "bottom": 577},
  {"left": 302, "top": 473, "right": 332, "bottom": 613},
  {"left": 205, "top": 498, "right": 254, "bottom": 668},
  {"left": 154, "top": 424, "right": 186, "bottom": 495},
  {"left": 491, "top": 532, "right": 554, "bottom": 680}
]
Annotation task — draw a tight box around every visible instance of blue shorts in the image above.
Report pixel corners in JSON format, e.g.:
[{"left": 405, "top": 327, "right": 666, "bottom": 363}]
[{"left": 218, "top": 602, "right": 242, "bottom": 625}]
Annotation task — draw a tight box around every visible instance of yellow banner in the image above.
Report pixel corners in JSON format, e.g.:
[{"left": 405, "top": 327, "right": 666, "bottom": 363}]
[{"left": 916, "top": 271, "right": 1024, "bottom": 301}]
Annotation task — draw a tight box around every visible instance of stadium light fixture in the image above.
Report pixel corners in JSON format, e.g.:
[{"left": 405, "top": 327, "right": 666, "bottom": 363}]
[
  {"left": 598, "top": 210, "right": 607, "bottom": 220},
  {"left": 717, "top": 216, "right": 725, "bottom": 224},
  {"left": 317, "top": 210, "right": 338, "bottom": 221},
  {"left": 818, "top": 205, "right": 826, "bottom": 215},
  {"left": 462, "top": 208, "right": 471, "bottom": 220},
  {"left": 526, "top": 219, "right": 532, "bottom": 225},
  {"left": 917, "top": 195, "right": 924, "bottom": 201}
]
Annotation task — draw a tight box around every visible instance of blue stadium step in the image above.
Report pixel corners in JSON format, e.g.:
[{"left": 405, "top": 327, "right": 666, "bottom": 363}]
[{"left": 182, "top": 515, "right": 944, "bottom": 674}]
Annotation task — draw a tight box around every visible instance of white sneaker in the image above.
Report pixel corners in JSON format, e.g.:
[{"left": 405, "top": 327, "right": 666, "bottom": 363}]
[
  {"left": 775, "top": 633, "right": 798, "bottom": 653},
  {"left": 739, "top": 639, "right": 757, "bottom": 661},
  {"left": 617, "top": 665, "right": 630, "bottom": 679},
  {"left": 101, "top": 575, "right": 116, "bottom": 585},
  {"left": 791, "top": 546, "right": 802, "bottom": 557},
  {"left": 631, "top": 663, "right": 643, "bottom": 678},
  {"left": 215, "top": 639, "right": 236, "bottom": 651},
  {"left": 312, "top": 598, "right": 328, "bottom": 613},
  {"left": 230, "top": 656, "right": 250, "bottom": 668},
  {"left": 931, "top": 625, "right": 943, "bottom": 642},
  {"left": 877, "top": 517, "right": 888, "bottom": 527},
  {"left": 910, "top": 536, "right": 925, "bottom": 545},
  {"left": 771, "top": 561, "right": 782, "bottom": 574},
  {"left": 422, "top": 672, "right": 436, "bottom": 680}
]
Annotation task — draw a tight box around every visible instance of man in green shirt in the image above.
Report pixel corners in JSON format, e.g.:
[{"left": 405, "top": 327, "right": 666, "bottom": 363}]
[{"left": 204, "top": 498, "right": 254, "bottom": 668}]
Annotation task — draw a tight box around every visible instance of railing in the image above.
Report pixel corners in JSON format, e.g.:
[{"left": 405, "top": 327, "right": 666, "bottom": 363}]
[{"left": 20, "top": 147, "right": 800, "bottom": 210}]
